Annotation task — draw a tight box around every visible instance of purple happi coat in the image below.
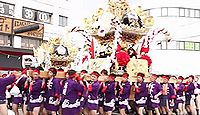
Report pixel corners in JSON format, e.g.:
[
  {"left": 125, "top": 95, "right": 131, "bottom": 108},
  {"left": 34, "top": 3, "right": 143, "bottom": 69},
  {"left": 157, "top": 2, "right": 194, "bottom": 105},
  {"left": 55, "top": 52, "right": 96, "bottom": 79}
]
[
  {"left": 135, "top": 81, "right": 148, "bottom": 107},
  {"left": 103, "top": 81, "right": 115, "bottom": 112},
  {"left": 167, "top": 83, "right": 176, "bottom": 108},
  {"left": 0, "top": 75, "right": 16, "bottom": 104},
  {"left": 80, "top": 81, "right": 87, "bottom": 108},
  {"left": 98, "top": 82, "right": 104, "bottom": 107},
  {"left": 118, "top": 81, "right": 131, "bottom": 109},
  {"left": 176, "top": 83, "right": 185, "bottom": 103},
  {"left": 185, "top": 82, "right": 195, "bottom": 105},
  {"left": 185, "top": 82, "right": 195, "bottom": 96},
  {"left": 28, "top": 79, "right": 43, "bottom": 111},
  {"left": 61, "top": 78, "right": 84, "bottom": 115},
  {"left": 87, "top": 80, "right": 100, "bottom": 110},
  {"left": 148, "top": 81, "right": 162, "bottom": 108},
  {"left": 165, "top": 83, "right": 175, "bottom": 99},
  {"left": 44, "top": 78, "right": 61, "bottom": 112}
]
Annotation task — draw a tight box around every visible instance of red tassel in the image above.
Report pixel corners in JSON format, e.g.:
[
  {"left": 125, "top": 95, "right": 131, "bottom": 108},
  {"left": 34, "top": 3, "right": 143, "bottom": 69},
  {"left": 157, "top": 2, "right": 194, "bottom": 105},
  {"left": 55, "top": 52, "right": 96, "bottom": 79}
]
[
  {"left": 88, "top": 84, "right": 92, "bottom": 92},
  {"left": 171, "top": 95, "right": 176, "bottom": 99},
  {"left": 136, "top": 88, "right": 140, "bottom": 93},
  {"left": 101, "top": 86, "right": 107, "bottom": 93},
  {"left": 30, "top": 83, "right": 33, "bottom": 91},
  {"left": 120, "top": 88, "right": 124, "bottom": 94}
]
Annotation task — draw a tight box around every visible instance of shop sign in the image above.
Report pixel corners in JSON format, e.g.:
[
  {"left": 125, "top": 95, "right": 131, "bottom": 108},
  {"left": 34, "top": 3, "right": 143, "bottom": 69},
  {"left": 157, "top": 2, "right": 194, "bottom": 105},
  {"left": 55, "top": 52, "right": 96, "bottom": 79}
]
[
  {"left": 0, "top": 16, "right": 12, "bottom": 34},
  {"left": 13, "top": 19, "right": 44, "bottom": 39}
]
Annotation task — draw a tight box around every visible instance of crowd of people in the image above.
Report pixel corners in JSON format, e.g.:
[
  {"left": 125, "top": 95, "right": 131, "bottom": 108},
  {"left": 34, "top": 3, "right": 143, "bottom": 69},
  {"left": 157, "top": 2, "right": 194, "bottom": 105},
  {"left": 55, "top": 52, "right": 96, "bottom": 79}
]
[{"left": 0, "top": 67, "right": 199, "bottom": 115}]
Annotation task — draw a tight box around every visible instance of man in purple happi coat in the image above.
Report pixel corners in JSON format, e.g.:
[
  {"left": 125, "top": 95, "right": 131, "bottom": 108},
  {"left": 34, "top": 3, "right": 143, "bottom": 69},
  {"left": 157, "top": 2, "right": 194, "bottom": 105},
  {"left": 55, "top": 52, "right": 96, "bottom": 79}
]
[
  {"left": 0, "top": 72, "right": 18, "bottom": 115},
  {"left": 118, "top": 73, "right": 131, "bottom": 115},
  {"left": 185, "top": 75, "right": 195, "bottom": 115},
  {"left": 160, "top": 75, "right": 176, "bottom": 115},
  {"left": 27, "top": 69, "right": 43, "bottom": 114},
  {"left": 61, "top": 70, "right": 84, "bottom": 115},
  {"left": 102, "top": 73, "right": 116, "bottom": 115},
  {"left": 174, "top": 76, "right": 185, "bottom": 115},
  {"left": 134, "top": 72, "right": 148, "bottom": 115},
  {"left": 147, "top": 74, "right": 163, "bottom": 115},
  {"left": 12, "top": 72, "right": 27, "bottom": 115},
  {"left": 86, "top": 71, "right": 100, "bottom": 115},
  {"left": 43, "top": 68, "right": 61, "bottom": 115}
]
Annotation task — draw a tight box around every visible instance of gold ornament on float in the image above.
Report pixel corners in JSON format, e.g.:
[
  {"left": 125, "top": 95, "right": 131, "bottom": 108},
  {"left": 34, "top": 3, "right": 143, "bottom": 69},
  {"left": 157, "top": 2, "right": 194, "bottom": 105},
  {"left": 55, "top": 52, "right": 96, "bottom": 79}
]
[
  {"left": 33, "top": 38, "right": 78, "bottom": 69},
  {"left": 83, "top": 0, "right": 154, "bottom": 45}
]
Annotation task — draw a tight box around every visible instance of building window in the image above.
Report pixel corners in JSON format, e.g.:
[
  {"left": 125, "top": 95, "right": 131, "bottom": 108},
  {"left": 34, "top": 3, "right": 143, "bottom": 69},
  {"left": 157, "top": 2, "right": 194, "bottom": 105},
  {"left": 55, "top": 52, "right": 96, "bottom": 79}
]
[
  {"left": 168, "top": 8, "right": 179, "bottom": 16},
  {"left": 194, "top": 10, "right": 200, "bottom": 18},
  {"left": 0, "top": 34, "right": 11, "bottom": 46},
  {"left": 185, "top": 42, "right": 194, "bottom": 50},
  {"left": 59, "top": 15, "right": 68, "bottom": 27},
  {"left": 185, "top": 9, "right": 190, "bottom": 17},
  {"left": 0, "top": 1, "right": 14, "bottom": 16},
  {"left": 22, "top": 7, "right": 52, "bottom": 24},
  {"left": 179, "top": 8, "right": 185, "bottom": 17},
  {"left": 179, "top": 41, "right": 185, "bottom": 50},
  {"left": 168, "top": 41, "right": 176, "bottom": 49},
  {"left": 148, "top": 7, "right": 200, "bottom": 18},
  {"left": 161, "top": 8, "right": 168, "bottom": 16},
  {"left": 21, "top": 37, "right": 41, "bottom": 49},
  {"left": 149, "top": 8, "right": 161, "bottom": 17},
  {"left": 195, "top": 42, "right": 200, "bottom": 51},
  {"left": 190, "top": 9, "right": 195, "bottom": 17}
]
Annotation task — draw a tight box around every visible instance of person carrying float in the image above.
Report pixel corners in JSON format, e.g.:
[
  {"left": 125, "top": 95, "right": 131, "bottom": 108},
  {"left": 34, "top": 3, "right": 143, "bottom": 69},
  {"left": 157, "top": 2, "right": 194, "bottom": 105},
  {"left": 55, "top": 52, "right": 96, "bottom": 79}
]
[
  {"left": 147, "top": 74, "right": 162, "bottom": 115},
  {"left": 185, "top": 75, "right": 196, "bottom": 115},
  {"left": 102, "top": 73, "right": 116, "bottom": 115},
  {"left": 43, "top": 67, "right": 61, "bottom": 115},
  {"left": 193, "top": 75, "right": 200, "bottom": 115},
  {"left": 26, "top": 69, "right": 44, "bottom": 115},
  {"left": 160, "top": 75, "right": 176, "bottom": 115},
  {"left": 174, "top": 76, "right": 185, "bottom": 115},
  {"left": 134, "top": 72, "right": 148, "bottom": 115},
  {"left": 11, "top": 69, "right": 28, "bottom": 115},
  {"left": 0, "top": 71, "right": 21, "bottom": 115},
  {"left": 61, "top": 69, "right": 84, "bottom": 115},
  {"left": 85, "top": 71, "right": 101, "bottom": 115},
  {"left": 98, "top": 69, "right": 109, "bottom": 115},
  {"left": 117, "top": 72, "right": 131, "bottom": 115}
]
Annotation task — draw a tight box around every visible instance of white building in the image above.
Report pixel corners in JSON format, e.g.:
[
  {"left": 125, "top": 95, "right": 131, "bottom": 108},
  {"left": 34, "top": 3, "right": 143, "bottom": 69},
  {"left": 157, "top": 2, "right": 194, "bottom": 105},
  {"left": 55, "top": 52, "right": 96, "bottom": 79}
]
[{"left": 135, "top": 0, "right": 200, "bottom": 76}]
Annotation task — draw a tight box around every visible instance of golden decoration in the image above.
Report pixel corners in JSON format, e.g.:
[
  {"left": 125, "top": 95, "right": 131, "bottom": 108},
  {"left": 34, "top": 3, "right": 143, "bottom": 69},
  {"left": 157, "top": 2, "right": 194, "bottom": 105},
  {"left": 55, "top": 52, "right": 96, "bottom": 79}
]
[
  {"left": 83, "top": 0, "right": 154, "bottom": 44},
  {"left": 34, "top": 38, "right": 78, "bottom": 68},
  {"left": 107, "top": 0, "right": 131, "bottom": 20}
]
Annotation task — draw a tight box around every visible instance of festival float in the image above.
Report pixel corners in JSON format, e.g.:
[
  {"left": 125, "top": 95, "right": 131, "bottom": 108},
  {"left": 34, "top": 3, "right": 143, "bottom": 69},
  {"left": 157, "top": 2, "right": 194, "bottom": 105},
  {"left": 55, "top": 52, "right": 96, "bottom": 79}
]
[
  {"left": 73, "top": 0, "right": 171, "bottom": 82},
  {"left": 24, "top": 0, "right": 171, "bottom": 81}
]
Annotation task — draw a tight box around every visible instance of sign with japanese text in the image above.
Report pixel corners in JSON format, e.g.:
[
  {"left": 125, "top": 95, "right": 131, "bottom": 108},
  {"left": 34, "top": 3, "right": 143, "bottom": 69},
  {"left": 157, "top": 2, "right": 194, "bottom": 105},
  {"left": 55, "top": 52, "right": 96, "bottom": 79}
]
[
  {"left": 13, "top": 19, "right": 44, "bottom": 39},
  {"left": 0, "top": 15, "right": 44, "bottom": 39},
  {"left": 0, "top": 16, "right": 12, "bottom": 34}
]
